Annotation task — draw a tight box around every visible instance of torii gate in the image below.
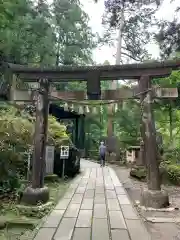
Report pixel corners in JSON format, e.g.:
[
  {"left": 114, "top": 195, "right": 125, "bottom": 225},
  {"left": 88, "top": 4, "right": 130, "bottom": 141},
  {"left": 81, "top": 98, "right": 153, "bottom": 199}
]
[{"left": 2, "top": 60, "right": 180, "bottom": 208}]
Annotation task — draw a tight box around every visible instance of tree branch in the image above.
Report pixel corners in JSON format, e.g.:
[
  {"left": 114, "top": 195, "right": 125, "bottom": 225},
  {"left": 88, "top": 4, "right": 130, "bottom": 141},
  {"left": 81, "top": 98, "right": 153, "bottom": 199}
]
[{"left": 121, "top": 51, "right": 142, "bottom": 62}]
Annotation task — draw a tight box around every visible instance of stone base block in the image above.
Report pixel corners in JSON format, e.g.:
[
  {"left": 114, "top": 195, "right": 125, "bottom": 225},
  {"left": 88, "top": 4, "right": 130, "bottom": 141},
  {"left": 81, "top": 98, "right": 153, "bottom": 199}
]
[
  {"left": 17, "top": 202, "right": 53, "bottom": 218},
  {"left": 141, "top": 189, "right": 169, "bottom": 209},
  {"left": 21, "top": 186, "right": 49, "bottom": 205}
]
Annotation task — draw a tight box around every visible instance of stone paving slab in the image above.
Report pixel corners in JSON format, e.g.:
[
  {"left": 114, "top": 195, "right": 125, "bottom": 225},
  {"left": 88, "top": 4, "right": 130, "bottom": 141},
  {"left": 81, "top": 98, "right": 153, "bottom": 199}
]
[
  {"left": 72, "top": 228, "right": 91, "bottom": 240},
  {"left": 43, "top": 210, "right": 64, "bottom": 228},
  {"left": 34, "top": 159, "right": 151, "bottom": 240},
  {"left": 111, "top": 229, "right": 130, "bottom": 240},
  {"left": 107, "top": 199, "right": 121, "bottom": 210},
  {"left": 76, "top": 210, "right": 93, "bottom": 227},
  {"left": 115, "top": 186, "right": 126, "bottom": 195},
  {"left": 64, "top": 203, "right": 80, "bottom": 218},
  {"left": 121, "top": 204, "right": 139, "bottom": 220},
  {"left": 76, "top": 186, "right": 86, "bottom": 194},
  {"left": 84, "top": 189, "right": 95, "bottom": 198},
  {"left": 95, "top": 186, "right": 104, "bottom": 194},
  {"left": 118, "top": 194, "right": 131, "bottom": 205},
  {"left": 81, "top": 198, "right": 94, "bottom": 210},
  {"left": 71, "top": 193, "right": 83, "bottom": 204},
  {"left": 94, "top": 203, "right": 107, "bottom": 218},
  {"left": 53, "top": 218, "right": 76, "bottom": 240},
  {"left": 106, "top": 189, "right": 117, "bottom": 199},
  {"left": 55, "top": 198, "right": 71, "bottom": 210},
  {"left": 34, "top": 228, "right": 56, "bottom": 240},
  {"left": 125, "top": 219, "right": 151, "bottom": 240},
  {"left": 92, "top": 218, "right": 110, "bottom": 240},
  {"left": 94, "top": 193, "right": 106, "bottom": 203},
  {"left": 109, "top": 210, "right": 127, "bottom": 229}
]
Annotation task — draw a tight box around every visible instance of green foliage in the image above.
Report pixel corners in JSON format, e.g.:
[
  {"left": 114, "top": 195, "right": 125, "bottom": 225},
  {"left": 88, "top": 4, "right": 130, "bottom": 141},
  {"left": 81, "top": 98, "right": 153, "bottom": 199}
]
[
  {"left": 156, "top": 18, "right": 180, "bottom": 59},
  {"left": 0, "top": 0, "right": 96, "bottom": 65},
  {"left": 52, "top": 0, "right": 97, "bottom": 66},
  {"left": 163, "top": 148, "right": 180, "bottom": 164},
  {"left": 152, "top": 71, "right": 180, "bottom": 148},
  {"left": 0, "top": 106, "right": 33, "bottom": 194},
  {"left": 48, "top": 115, "right": 71, "bottom": 147},
  {"left": 164, "top": 164, "right": 180, "bottom": 185},
  {"left": 102, "top": 1, "right": 159, "bottom": 62},
  {"left": 0, "top": 105, "right": 70, "bottom": 195},
  {"left": 115, "top": 100, "right": 140, "bottom": 147}
]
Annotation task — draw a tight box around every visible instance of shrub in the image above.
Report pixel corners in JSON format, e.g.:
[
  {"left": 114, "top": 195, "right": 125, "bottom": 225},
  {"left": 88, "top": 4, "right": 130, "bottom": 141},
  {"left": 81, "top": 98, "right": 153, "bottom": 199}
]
[
  {"left": 0, "top": 105, "right": 70, "bottom": 196},
  {"left": 0, "top": 106, "right": 33, "bottom": 195},
  {"left": 163, "top": 148, "right": 180, "bottom": 164},
  {"left": 164, "top": 164, "right": 180, "bottom": 185},
  {"left": 48, "top": 115, "right": 71, "bottom": 148}
]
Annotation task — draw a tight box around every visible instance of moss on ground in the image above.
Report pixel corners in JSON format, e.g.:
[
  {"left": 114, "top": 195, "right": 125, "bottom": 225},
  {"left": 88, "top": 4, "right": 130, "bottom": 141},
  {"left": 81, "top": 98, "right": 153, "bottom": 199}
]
[
  {"left": 0, "top": 179, "right": 70, "bottom": 239},
  {"left": 130, "top": 166, "right": 147, "bottom": 180}
]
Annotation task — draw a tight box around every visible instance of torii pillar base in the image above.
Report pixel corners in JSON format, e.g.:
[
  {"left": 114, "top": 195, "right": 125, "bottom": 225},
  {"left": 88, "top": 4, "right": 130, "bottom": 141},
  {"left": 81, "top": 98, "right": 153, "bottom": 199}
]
[
  {"left": 141, "top": 189, "right": 169, "bottom": 209},
  {"left": 21, "top": 186, "right": 49, "bottom": 205}
]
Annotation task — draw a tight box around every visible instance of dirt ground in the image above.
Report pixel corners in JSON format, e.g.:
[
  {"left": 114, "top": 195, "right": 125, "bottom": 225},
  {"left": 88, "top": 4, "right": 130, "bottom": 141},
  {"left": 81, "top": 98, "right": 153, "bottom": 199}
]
[{"left": 111, "top": 165, "right": 180, "bottom": 240}]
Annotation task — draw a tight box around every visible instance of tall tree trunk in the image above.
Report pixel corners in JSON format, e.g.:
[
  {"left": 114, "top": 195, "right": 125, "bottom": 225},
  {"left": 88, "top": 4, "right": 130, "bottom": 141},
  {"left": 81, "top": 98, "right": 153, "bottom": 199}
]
[
  {"left": 56, "top": 34, "right": 61, "bottom": 67},
  {"left": 107, "top": 11, "right": 124, "bottom": 138},
  {"left": 169, "top": 101, "right": 173, "bottom": 144}
]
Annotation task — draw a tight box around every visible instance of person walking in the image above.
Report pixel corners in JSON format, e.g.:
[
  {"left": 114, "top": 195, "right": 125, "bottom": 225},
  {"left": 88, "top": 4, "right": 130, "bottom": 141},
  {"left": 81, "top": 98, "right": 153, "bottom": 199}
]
[{"left": 99, "top": 141, "right": 106, "bottom": 167}]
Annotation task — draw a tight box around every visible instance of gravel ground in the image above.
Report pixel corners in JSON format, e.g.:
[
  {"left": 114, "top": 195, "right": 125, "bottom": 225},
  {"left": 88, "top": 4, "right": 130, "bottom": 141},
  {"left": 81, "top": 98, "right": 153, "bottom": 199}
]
[{"left": 111, "top": 165, "right": 180, "bottom": 240}]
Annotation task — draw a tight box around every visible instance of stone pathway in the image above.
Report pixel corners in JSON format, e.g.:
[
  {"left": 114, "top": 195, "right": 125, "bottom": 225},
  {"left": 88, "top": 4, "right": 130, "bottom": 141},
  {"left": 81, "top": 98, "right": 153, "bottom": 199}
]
[
  {"left": 112, "top": 164, "right": 180, "bottom": 240},
  {"left": 34, "top": 160, "right": 151, "bottom": 240}
]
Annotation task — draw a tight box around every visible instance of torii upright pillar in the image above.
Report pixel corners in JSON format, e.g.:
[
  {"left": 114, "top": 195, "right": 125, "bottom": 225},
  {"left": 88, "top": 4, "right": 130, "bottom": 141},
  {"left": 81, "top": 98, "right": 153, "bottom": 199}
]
[
  {"left": 139, "top": 76, "right": 169, "bottom": 208},
  {"left": 22, "top": 79, "right": 50, "bottom": 205}
]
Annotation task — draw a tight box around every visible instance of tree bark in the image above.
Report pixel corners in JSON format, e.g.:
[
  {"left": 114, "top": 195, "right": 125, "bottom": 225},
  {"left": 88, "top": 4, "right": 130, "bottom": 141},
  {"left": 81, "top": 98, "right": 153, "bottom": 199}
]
[
  {"left": 138, "top": 78, "right": 147, "bottom": 166},
  {"left": 31, "top": 79, "right": 49, "bottom": 188},
  {"left": 107, "top": 10, "right": 124, "bottom": 138},
  {"left": 139, "top": 76, "right": 161, "bottom": 191},
  {"left": 169, "top": 101, "right": 173, "bottom": 143}
]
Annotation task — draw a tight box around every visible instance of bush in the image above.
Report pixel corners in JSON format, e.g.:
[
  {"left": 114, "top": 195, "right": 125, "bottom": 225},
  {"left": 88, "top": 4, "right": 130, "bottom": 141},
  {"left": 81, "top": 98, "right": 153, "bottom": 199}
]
[
  {"left": 163, "top": 148, "right": 180, "bottom": 164},
  {"left": 48, "top": 116, "right": 71, "bottom": 148},
  {"left": 0, "top": 170, "right": 21, "bottom": 195},
  {"left": 163, "top": 164, "right": 180, "bottom": 185},
  {"left": 0, "top": 105, "right": 70, "bottom": 196},
  {"left": 0, "top": 107, "right": 33, "bottom": 195}
]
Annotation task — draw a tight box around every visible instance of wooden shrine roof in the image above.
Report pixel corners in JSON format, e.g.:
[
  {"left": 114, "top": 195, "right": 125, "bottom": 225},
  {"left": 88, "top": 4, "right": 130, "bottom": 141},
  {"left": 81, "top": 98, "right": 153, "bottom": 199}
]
[{"left": 3, "top": 60, "right": 180, "bottom": 81}]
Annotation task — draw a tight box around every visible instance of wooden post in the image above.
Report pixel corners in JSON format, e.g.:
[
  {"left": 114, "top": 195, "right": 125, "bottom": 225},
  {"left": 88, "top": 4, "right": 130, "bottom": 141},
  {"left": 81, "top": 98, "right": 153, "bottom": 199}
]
[
  {"left": 86, "top": 72, "right": 101, "bottom": 100},
  {"left": 21, "top": 78, "right": 50, "bottom": 205},
  {"left": 139, "top": 76, "right": 160, "bottom": 190},
  {"left": 140, "top": 76, "right": 169, "bottom": 208},
  {"left": 32, "top": 79, "right": 49, "bottom": 188},
  {"left": 138, "top": 78, "right": 147, "bottom": 167}
]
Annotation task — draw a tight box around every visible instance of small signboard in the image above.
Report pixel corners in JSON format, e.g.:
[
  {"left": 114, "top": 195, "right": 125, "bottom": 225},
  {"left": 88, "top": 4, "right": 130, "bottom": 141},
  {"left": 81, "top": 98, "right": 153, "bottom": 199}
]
[
  {"left": 45, "top": 145, "right": 55, "bottom": 174},
  {"left": 60, "top": 145, "right": 69, "bottom": 159}
]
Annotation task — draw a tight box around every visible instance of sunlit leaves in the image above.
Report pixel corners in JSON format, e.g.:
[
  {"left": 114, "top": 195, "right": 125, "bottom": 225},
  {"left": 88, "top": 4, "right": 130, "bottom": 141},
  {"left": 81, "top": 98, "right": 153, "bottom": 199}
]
[{"left": 0, "top": 0, "right": 96, "bottom": 66}]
